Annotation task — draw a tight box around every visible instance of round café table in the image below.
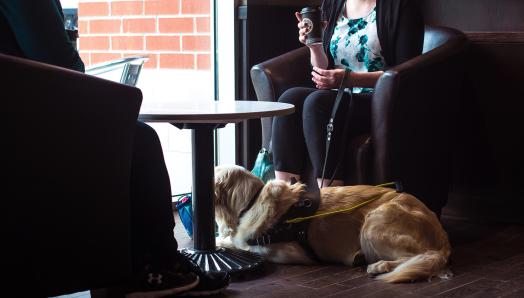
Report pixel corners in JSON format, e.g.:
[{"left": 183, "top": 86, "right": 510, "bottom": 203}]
[{"left": 138, "top": 100, "right": 294, "bottom": 273}]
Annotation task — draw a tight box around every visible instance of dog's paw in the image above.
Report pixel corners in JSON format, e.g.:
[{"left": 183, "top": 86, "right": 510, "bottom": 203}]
[
  {"left": 438, "top": 269, "right": 454, "bottom": 280},
  {"left": 216, "top": 236, "right": 235, "bottom": 248},
  {"left": 367, "top": 260, "right": 392, "bottom": 275}
]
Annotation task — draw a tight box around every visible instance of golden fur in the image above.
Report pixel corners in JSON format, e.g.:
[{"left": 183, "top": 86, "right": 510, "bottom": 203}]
[{"left": 214, "top": 165, "right": 452, "bottom": 283}]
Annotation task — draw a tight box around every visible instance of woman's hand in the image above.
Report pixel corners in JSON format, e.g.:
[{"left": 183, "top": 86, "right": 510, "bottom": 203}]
[
  {"left": 295, "top": 12, "right": 309, "bottom": 45},
  {"left": 312, "top": 67, "right": 349, "bottom": 89},
  {"left": 296, "top": 12, "right": 329, "bottom": 68}
]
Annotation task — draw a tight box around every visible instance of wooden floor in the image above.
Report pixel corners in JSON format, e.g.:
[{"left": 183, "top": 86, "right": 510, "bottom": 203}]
[{"left": 174, "top": 211, "right": 524, "bottom": 297}]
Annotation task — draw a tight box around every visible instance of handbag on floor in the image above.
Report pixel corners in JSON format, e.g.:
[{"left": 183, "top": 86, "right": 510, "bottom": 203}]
[
  {"left": 174, "top": 194, "right": 193, "bottom": 238},
  {"left": 251, "top": 148, "right": 275, "bottom": 183}
]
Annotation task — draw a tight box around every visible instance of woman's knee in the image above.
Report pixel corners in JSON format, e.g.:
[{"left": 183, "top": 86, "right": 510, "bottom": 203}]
[
  {"left": 278, "top": 87, "right": 316, "bottom": 105},
  {"left": 303, "top": 90, "right": 335, "bottom": 118}
]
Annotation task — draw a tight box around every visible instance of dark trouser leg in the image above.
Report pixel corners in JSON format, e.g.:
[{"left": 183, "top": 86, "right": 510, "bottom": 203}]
[
  {"left": 272, "top": 87, "right": 318, "bottom": 175},
  {"left": 130, "top": 121, "right": 177, "bottom": 272},
  {"left": 303, "top": 91, "right": 372, "bottom": 181}
]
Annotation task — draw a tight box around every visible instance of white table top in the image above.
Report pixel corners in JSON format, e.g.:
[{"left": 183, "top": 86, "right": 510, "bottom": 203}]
[{"left": 138, "top": 100, "right": 295, "bottom": 124}]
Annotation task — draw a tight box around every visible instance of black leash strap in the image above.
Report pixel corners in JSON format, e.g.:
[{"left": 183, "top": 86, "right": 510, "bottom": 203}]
[{"left": 320, "top": 69, "right": 353, "bottom": 187}]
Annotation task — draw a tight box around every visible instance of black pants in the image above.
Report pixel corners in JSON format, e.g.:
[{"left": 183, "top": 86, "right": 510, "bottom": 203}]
[
  {"left": 272, "top": 87, "right": 371, "bottom": 181},
  {"left": 130, "top": 121, "right": 177, "bottom": 272}
]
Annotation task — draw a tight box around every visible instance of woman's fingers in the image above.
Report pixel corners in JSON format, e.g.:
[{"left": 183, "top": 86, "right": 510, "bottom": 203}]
[
  {"left": 295, "top": 12, "right": 302, "bottom": 22},
  {"left": 296, "top": 13, "right": 307, "bottom": 44},
  {"left": 313, "top": 67, "right": 331, "bottom": 76},
  {"left": 312, "top": 70, "right": 334, "bottom": 83},
  {"left": 311, "top": 71, "right": 326, "bottom": 83},
  {"left": 312, "top": 69, "right": 340, "bottom": 89},
  {"left": 312, "top": 72, "right": 334, "bottom": 89},
  {"left": 298, "top": 24, "right": 308, "bottom": 44}
]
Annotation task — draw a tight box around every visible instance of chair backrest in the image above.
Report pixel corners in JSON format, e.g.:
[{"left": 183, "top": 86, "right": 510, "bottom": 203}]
[
  {"left": 86, "top": 55, "right": 149, "bottom": 86},
  {"left": 4, "top": 53, "right": 142, "bottom": 296}
]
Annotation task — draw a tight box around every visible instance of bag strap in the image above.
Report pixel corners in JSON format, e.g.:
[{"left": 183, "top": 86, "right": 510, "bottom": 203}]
[{"left": 320, "top": 69, "right": 353, "bottom": 187}]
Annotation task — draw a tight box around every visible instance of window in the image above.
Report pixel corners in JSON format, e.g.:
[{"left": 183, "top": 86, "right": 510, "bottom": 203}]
[{"left": 72, "top": 0, "right": 235, "bottom": 196}]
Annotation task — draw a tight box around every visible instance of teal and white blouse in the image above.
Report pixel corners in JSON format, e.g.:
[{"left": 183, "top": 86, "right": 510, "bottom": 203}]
[{"left": 329, "top": 6, "right": 385, "bottom": 93}]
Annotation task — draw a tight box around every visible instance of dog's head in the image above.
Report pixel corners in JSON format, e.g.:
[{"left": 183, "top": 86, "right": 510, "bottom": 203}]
[
  {"left": 214, "top": 165, "right": 265, "bottom": 237},
  {"left": 214, "top": 165, "right": 308, "bottom": 240}
]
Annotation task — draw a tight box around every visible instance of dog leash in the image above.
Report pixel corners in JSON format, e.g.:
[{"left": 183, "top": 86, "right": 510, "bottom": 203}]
[
  {"left": 320, "top": 68, "right": 353, "bottom": 188},
  {"left": 285, "top": 181, "right": 403, "bottom": 224}
]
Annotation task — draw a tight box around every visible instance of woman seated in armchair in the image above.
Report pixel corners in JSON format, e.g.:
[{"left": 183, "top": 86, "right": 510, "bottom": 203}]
[{"left": 272, "top": 0, "right": 423, "bottom": 187}]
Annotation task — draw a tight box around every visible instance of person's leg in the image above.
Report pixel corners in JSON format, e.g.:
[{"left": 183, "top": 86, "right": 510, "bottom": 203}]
[
  {"left": 301, "top": 90, "right": 346, "bottom": 187},
  {"left": 129, "top": 121, "right": 177, "bottom": 272},
  {"left": 272, "top": 87, "right": 318, "bottom": 182},
  {"left": 302, "top": 91, "right": 371, "bottom": 188},
  {"left": 127, "top": 121, "right": 230, "bottom": 297}
]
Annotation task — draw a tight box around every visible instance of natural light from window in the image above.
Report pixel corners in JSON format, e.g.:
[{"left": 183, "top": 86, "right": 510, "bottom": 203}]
[{"left": 63, "top": 0, "right": 236, "bottom": 196}]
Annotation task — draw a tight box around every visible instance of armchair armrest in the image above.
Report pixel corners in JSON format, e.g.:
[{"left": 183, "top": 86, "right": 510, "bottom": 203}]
[
  {"left": 251, "top": 46, "right": 312, "bottom": 148},
  {"left": 250, "top": 46, "right": 312, "bottom": 102},
  {"left": 371, "top": 28, "right": 468, "bottom": 206}
]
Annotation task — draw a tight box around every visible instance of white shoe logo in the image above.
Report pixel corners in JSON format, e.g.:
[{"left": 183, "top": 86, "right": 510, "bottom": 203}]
[{"left": 147, "top": 273, "right": 163, "bottom": 285}]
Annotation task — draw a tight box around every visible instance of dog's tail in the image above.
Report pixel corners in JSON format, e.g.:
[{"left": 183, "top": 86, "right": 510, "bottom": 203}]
[{"left": 377, "top": 250, "right": 451, "bottom": 283}]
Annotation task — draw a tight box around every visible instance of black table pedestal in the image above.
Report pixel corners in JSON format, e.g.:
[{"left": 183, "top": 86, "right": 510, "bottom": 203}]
[
  {"left": 180, "top": 247, "right": 264, "bottom": 273},
  {"left": 174, "top": 123, "right": 264, "bottom": 273}
]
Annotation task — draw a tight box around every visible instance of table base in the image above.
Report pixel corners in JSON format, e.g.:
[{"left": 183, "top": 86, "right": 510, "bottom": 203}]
[{"left": 180, "top": 247, "right": 264, "bottom": 274}]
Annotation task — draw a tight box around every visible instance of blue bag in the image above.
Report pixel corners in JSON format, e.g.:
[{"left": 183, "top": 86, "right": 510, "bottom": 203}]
[
  {"left": 251, "top": 148, "right": 275, "bottom": 183},
  {"left": 175, "top": 194, "right": 193, "bottom": 238}
]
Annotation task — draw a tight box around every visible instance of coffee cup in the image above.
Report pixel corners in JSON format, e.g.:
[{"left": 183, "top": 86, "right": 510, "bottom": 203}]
[{"left": 300, "top": 6, "right": 322, "bottom": 45}]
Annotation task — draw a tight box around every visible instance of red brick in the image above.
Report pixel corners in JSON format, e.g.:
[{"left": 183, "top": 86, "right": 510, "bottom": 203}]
[
  {"left": 196, "top": 17, "right": 210, "bottom": 33},
  {"left": 146, "top": 36, "right": 180, "bottom": 51},
  {"left": 159, "top": 53, "right": 194, "bottom": 69},
  {"left": 90, "top": 19, "right": 121, "bottom": 34},
  {"left": 112, "top": 36, "right": 144, "bottom": 51},
  {"left": 145, "top": 0, "right": 180, "bottom": 15},
  {"left": 79, "top": 2, "right": 109, "bottom": 17},
  {"left": 79, "top": 36, "right": 110, "bottom": 51},
  {"left": 125, "top": 53, "right": 158, "bottom": 68},
  {"left": 78, "top": 20, "right": 89, "bottom": 35},
  {"left": 159, "top": 17, "right": 193, "bottom": 33},
  {"left": 181, "top": 0, "right": 210, "bottom": 14},
  {"left": 182, "top": 35, "right": 210, "bottom": 51},
  {"left": 91, "top": 52, "right": 123, "bottom": 65},
  {"left": 111, "top": 1, "right": 143, "bottom": 16},
  {"left": 123, "top": 18, "right": 157, "bottom": 33},
  {"left": 196, "top": 53, "right": 210, "bottom": 70},
  {"left": 79, "top": 52, "right": 91, "bottom": 66}
]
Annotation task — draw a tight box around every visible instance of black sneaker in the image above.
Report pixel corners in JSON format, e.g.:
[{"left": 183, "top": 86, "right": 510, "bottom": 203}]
[
  {"left": 173, "top": 252, "right": 231, "bottom": 296},
  {"left": 126, "top": 264, "right": 199, "bottom": 298}
]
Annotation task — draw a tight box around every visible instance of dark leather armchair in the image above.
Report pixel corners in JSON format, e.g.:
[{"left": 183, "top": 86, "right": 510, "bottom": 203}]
[
  {"left": 5, "top": 53, "right": 142, "bottom": 296},
  {"left": 250, "top": 26, "right": 469, "bottom": 213}
]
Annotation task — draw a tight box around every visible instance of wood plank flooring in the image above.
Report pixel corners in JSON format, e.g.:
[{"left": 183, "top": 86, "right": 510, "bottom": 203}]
[{"left": 174, "top": 211, "right": 524, "bottom": 297}]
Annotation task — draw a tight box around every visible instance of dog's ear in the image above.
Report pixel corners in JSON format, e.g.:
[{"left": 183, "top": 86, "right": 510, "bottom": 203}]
[{"left": 214, "top": 165, "right": 265, "bottom": 229}]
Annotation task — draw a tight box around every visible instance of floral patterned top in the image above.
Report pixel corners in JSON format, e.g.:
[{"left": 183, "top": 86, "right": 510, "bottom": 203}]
[{"left": 329, "top": 6, "right": 385, "bottom": 93}]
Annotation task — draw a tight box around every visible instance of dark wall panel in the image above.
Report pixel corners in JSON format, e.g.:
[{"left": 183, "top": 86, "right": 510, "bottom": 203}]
[
  {"left": 421, "top": 0, "right": 524, "bottom": 222},
  {"left": 421, "top": 0, "right": 524, "bottom": 31},
  {"left": 236, "top": 4, "right": 303, "bottom": 169}
]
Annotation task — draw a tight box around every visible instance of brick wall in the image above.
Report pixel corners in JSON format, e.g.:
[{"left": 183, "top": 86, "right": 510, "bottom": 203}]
[{"left": 78, "top": 0, "right": 211, "bottom": 69}]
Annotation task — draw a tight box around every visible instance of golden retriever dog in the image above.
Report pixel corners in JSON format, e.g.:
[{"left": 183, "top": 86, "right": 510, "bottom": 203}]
[{"left": 214, "top": 165, "right": 452, "bottom": 283}]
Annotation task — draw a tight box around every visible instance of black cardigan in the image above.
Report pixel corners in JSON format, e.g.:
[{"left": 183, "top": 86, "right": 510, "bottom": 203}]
[{"left": 321, "top": 0, "right": 424, "bottom": 68}]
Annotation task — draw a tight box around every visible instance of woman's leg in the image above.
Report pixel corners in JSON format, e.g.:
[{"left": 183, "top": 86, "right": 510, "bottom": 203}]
[
  {"left": 129, "top": 121, "right": 177, "bottom": 272},
  {"left": 303, "top": 91, "right": 372, "bottom": 187},
  {"left": 272, "top": 87, "right": 318, "bottom": 182}
]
